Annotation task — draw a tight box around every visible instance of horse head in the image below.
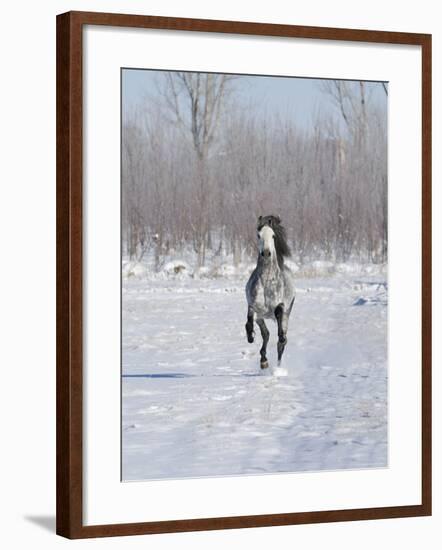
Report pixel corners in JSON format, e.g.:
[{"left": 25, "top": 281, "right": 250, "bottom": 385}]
[{"left": 256, "top": 215, "right": 291, "bottom": 267}]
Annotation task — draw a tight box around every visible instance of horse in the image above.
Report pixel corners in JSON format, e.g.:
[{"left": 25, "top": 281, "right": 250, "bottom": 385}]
[{"left": 245, "top": 215, "right": 295, "bottom": 369}]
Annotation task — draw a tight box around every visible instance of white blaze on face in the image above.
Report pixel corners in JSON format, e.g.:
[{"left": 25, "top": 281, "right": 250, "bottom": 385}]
[{"left": 258, "top": 225, "right": 276, "bottom": 259}]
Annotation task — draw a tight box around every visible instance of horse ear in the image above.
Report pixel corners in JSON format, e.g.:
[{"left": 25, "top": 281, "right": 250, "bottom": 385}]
[{"left": 275, "top": 216, "right": 281, "bottom": 224}]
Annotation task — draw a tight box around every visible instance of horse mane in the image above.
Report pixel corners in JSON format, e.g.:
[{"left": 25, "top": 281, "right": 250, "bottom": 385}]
[{"left": 257, "top": 215, "right": 291, "bottom": 268}]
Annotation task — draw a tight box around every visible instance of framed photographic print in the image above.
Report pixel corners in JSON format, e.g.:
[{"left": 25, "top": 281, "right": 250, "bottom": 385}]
[{"left": 56, "top": 11, "right": 432, "bottom": 539}]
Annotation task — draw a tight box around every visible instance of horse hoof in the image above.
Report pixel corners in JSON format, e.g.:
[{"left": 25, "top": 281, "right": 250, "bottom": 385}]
[{"left": 260, "top": 360, "right": 269, "bottom": 369}]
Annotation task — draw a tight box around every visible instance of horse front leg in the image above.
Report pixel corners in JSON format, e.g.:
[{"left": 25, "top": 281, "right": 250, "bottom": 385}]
[
  {"left": 245, "top": 306, "right": 255, "bottom": 343},
  {"left": 275, "top": 303, "right": 289, "bottom": 365},
  {"left": 256, "top": 318, "right": 270, "bottom": 369}
]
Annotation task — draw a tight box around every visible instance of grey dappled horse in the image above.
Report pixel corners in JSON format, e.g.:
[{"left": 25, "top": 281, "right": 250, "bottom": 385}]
[{"left": 245, "top": 215, "right": 295, "bottom": 369}]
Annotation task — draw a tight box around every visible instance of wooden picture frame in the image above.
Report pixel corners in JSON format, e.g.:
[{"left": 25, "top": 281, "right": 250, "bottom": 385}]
[{"left": 56, "top": 10, "right": 432, "bottom": 539}]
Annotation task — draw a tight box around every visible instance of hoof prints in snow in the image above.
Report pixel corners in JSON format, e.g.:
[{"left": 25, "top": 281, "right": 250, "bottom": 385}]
[{"left": 122, "top": 275, "right": 388, "bottom": 480}]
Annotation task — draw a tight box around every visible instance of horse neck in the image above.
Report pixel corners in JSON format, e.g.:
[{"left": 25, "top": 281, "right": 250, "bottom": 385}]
[{"left": 257, "top": 253, "right": 282, "bottom": 276}]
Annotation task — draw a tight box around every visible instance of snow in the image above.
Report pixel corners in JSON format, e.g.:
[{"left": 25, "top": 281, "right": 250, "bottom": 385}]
[
  {"left": 122, "top": 265, "right": 388, "bottom": 481},
  {"left": 163, "top": 260, "right": 192, "bottom": 277},
  {"left": 122, "top": 261, "right": 148, "bottom": 278}
]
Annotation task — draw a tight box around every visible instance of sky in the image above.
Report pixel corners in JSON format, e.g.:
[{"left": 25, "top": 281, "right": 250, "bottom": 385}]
[{"left": 122, "top": 68, "right": 387, "bottom": 131}]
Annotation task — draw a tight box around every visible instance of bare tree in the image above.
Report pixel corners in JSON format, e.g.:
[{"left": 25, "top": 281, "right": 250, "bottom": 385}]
[
  {"left": 156, "top": 72, "right": 236, "bottom": 266},
  {"left": 122, "top": 118, "right": 150, "bottom": 261}
]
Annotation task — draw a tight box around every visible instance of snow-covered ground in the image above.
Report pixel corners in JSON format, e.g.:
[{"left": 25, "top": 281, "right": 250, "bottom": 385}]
[{"left": 122, "top": 263, "right": 388, "bottom": 481}]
